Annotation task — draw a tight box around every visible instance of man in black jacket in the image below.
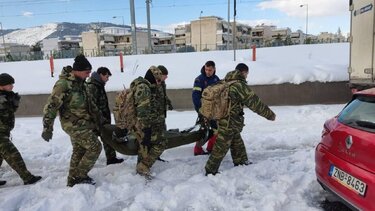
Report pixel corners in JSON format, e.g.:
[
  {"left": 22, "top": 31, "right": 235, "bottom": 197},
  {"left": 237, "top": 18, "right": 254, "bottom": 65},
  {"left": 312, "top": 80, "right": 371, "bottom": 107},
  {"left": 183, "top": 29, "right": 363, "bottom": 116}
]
[{"left": 86, "top": 67, "right": 124, "bottom": 165}]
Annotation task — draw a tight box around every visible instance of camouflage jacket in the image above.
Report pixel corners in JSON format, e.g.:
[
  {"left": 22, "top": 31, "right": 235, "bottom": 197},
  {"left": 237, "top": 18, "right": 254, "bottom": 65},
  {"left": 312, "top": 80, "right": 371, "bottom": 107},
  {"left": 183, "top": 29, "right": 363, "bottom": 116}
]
[
  {"left": 131, "top": 77, "right": 161, "bottom": 128},
  {"left": 157, "top": 81, "right": 171, "bottom": 118},
  {"left": 0, "top": 91, "right": 20, "bottom": 136},
  {"left": 43, "top": 66, "right": 100, "bottom": 133},
  {"left": 86, "top": 72, "right": 111, "bottom": 124},
  {"left": 223, "top": 70, "right": 275, "bottom": 130}
]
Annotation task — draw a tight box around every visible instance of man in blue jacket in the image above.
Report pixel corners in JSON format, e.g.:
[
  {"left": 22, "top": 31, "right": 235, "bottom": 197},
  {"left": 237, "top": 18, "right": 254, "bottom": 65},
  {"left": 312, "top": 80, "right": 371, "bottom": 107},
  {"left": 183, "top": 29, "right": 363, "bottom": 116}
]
[{"left": 192, "top": 61, "right": 220, "bottom": 155}]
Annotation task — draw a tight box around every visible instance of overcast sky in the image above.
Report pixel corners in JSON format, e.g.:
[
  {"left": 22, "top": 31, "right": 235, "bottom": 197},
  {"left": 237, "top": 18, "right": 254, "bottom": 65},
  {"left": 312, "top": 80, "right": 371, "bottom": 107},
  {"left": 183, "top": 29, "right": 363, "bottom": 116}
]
[{"left": 0, "top": 0, "right": 349, "bottom": 35}]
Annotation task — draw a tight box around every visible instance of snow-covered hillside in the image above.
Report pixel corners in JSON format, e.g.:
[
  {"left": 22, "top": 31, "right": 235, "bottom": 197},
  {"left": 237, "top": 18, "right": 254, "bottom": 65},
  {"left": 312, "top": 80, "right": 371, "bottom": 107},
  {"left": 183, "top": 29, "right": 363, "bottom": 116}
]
[{"left": 4, "top": 23, "right": 58, "bottom": 46}]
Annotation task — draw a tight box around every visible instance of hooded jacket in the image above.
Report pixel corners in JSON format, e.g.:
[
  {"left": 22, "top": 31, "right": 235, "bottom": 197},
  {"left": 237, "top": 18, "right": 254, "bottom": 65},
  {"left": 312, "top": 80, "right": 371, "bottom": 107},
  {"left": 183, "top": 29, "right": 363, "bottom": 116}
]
[
  {"left": 43, "top": 66, "right": 99, "bottom": 134},
  {"left": 0, "top": 90, "right": 20, "bottom": 136},
  {"left": 192, "top": 65, "right": 220, "bottom": 112},
  {"left": 86, "top": 72, "right": 111, "bottom": 124}
]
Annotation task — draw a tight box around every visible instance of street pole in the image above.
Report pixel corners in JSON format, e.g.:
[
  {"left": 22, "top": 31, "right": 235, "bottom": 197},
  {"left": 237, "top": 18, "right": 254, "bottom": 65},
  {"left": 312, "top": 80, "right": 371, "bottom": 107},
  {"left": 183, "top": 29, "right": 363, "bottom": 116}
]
[
  {"left": 227, "top": 0, "right": 230, "bottom": 50},
  {"left": 300, "top": 4, "right": 308, "bottom": 43},
  {"left": 233, "top": 0, "right": 237, "bottom": 61},
  {"left": 129, "top": 0, "right": 137, "bottom": 54},
  {"left": 146, "top": 0, "right": 152, "bottom": 54},
  {"left": 200, "top": 11, "right": 203, "bottom": 51},
  {"left": 0, "top": 22, "right": 5, "bottom": 62}
]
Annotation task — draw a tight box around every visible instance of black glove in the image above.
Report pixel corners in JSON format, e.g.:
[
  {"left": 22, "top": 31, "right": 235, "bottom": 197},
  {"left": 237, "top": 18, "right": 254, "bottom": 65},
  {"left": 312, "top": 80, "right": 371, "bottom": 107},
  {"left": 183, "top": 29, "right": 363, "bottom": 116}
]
[
  {"left": 41, "top": 129, "right": 52, "bottom": 142},
  {"left": 168, "top": 103, "right": 173, "bottom": 110},
  {"left": 141, "top": 128, "right": 152, "bottom": 148},
  {"left": 114, "top": 128, "right": 128, "bottom": 138}
]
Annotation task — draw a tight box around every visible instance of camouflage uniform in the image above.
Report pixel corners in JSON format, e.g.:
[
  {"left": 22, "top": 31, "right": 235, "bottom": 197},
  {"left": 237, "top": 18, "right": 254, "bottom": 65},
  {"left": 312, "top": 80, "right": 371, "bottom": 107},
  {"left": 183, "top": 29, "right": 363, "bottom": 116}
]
[
  {"left": 131, "top": 67, "right": 167, "bottom": 176},
  {"left": 157, "top": 81, "right": 172, "bottom": 130},
  {"left": 86, "top": 72, "right": 117, "bottom": 161},
  {"left": 0, "top": 91, "right": 37, "bottom": 183},
  {"left": 43, "top": 66, "right": 102, "bottom": 185},
  {"left": 205, "top": 70, "right": 275, "bottom": 174}
]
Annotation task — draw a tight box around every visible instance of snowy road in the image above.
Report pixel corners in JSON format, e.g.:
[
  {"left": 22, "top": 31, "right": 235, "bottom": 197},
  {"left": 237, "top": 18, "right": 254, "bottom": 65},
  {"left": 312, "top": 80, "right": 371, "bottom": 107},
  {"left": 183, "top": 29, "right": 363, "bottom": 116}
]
[{"left": 0, "top": 104, "right": 352, "bottom": 211}]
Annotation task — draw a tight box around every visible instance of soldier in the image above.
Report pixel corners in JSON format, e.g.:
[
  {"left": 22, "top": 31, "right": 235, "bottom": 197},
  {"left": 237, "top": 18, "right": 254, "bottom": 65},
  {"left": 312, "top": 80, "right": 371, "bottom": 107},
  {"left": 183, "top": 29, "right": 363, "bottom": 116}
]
[
  {"left": 41, "top": 55, "right": 102, "bottom": 187},
  {"left": 205, "top": 63, "right": 276, "bottom": 175},
  {"left": 86, "top": 67, "right": 124, "bottom": 165},
  {"left": 0, "top": 73, "right": 41, "bottom": 186},
  {"left": 130, "top": 66, "right": 167, "bottom": 178},
  {"left": 156, "top": 65, "right": 173, "bottom": 129},
  {"left": 156, "top": 65, "right": 173, "bottom": 162},
  {"left": 192, "top": 61, "right": 220, "bottom": 155}
]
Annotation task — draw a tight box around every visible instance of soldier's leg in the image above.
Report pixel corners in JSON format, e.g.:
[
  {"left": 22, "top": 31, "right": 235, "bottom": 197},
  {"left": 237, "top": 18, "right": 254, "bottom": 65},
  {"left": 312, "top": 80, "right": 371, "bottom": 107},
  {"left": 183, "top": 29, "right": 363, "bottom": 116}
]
[
  {"left": 205, "top": 128, "right": 233, "bottom": 174},
  {"left": 141, "top": 126, "right": 167, "bottom": 169},
  {"left": 0, "top": 156, "right": 3, "bottom": 167},
  {"left": 69, "top": 130, "right": 101, "bottom": 179},
  {"left": 0, "top": 137, "right": 33, "bottom": 182},
  {"left": 68, "top": 139, "right": 86, "bottom": 181},
  {"left": 230, "top": 133, "right": 249, "bottom": 165},
  {"left": 100, "top": 135, "right": 117, "bottom": 161}
]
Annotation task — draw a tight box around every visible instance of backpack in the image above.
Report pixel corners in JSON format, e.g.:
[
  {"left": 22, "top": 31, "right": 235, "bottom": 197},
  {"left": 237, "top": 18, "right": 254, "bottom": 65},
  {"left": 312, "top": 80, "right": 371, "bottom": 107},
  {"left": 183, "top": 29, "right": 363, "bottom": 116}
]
[
  {"left": 199, "top": 80, "right": 238, "bottom": 120},
  {"left": 113, "top": 87, "right": 136, "bottom": 130}
]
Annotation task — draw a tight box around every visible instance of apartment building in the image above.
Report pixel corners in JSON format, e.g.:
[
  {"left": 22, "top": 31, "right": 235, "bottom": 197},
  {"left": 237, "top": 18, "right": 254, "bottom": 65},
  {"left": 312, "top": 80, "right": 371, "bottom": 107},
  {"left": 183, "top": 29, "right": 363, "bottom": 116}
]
[
  {"left": 251, "top": 24, "right": 274, "bottom": 47},
  {"left": 42, "top": 36, "right": 81, "bottom": 58},
  {"left": 190, "top": 16, "right": 232, "bottom": 51}
]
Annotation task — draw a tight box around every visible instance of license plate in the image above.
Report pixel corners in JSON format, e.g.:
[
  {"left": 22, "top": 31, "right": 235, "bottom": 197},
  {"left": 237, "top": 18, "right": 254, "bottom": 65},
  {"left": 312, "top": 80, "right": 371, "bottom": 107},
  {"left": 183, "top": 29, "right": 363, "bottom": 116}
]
[{"left": 329, "top": 165, "right": 367, "bottom": 196}]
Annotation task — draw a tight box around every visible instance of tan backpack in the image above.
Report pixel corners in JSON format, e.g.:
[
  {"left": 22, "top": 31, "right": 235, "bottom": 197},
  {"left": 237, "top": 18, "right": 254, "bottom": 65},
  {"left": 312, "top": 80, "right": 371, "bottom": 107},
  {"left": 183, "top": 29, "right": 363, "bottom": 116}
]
[
  {"left": 113, "top": 87, "right": 137, "bottom": 130},
  {"left": 199, "top": 80, "right": 238, "bottom": 120}
]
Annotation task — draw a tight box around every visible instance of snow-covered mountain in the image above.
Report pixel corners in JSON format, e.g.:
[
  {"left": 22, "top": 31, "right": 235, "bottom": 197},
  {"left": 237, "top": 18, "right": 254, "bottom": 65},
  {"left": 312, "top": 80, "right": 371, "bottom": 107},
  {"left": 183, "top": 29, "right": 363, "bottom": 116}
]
[
  {"left": 1, "top": 22, "right": 168, "bottom": 46},
  {"left": 4, "top": 23, "right": 58, "bottom": 46}
]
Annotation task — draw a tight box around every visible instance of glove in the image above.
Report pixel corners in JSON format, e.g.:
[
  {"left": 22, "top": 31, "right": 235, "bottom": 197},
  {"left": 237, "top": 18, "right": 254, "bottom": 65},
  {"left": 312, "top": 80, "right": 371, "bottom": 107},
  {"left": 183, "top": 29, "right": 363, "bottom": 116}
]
[
  {"left": 168, "top": 103, "right": 174, "bottom": 110},
  {"left": 141, "top": 128, "right": 152, "bottom": 148},
  {"left": 114, "top": 128, "right": 128, "bottom": 138},
  {"left": 268, "top": 112, "right": 276, "bottom": 121},
  {"left": 41, "top": 129, "right": 53, "bottom": 142}
]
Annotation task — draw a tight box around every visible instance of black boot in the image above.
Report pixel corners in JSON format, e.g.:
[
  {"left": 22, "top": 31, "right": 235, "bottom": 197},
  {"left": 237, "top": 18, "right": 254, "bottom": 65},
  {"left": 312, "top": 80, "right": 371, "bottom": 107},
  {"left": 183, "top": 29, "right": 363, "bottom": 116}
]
[
  {"left": 24, "top": 175, "right": 42, "bottom": 185},
  {"left": 0, "top": 180, "right": 6, "bottom": 186},
  {"left": 67, "top": 176, "right": 96, "bottom": 187},
  {"left": 234, "top": 160, "right": 253, "bottom": 166},
  {"left": 107, "top": 158, "right": 124, "bottom": 165}
]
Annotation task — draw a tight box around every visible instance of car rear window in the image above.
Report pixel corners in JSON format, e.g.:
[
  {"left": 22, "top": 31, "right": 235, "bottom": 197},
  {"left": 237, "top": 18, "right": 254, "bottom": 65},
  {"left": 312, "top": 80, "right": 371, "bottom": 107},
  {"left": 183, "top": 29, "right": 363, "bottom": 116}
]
[{"left": 338, "top": 95, "right": 375, "bottom": 133}]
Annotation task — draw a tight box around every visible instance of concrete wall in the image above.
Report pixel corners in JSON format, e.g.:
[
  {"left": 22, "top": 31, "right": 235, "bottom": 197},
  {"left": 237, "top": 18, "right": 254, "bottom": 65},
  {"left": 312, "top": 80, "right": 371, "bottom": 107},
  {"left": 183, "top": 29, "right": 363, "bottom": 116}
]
[{"left": 17, "top": 81, "right": 352, "bottom": 117}]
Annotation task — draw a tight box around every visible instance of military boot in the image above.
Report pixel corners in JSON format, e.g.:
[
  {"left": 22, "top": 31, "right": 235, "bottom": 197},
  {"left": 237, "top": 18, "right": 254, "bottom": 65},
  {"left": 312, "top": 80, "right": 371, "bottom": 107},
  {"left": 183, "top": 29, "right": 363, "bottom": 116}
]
[
  {"left": 24, "top": 175, "right": 42, "bottom": 185},
  {"left": 0, "top": 180, "right": 6, "bottom": 186},
  {"left": 107, "top": 158, "right": 124, "bottom": 165},
  {"left": 67, "top": 176, "right": 96, "bottom": 187},
  {"left": 234, "top": 160, "right": 253, "bottom": 166}
]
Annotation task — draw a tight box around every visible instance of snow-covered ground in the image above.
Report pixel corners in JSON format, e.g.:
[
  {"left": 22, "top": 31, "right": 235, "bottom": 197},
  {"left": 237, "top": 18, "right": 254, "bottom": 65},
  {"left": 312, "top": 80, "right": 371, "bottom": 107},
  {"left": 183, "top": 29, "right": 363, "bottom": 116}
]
[
  {"left": 0, "top": 104, "right": 345, "bottom": 211},
  {"left": 0, "top": 43, "right": 349, "bottom": 94}
]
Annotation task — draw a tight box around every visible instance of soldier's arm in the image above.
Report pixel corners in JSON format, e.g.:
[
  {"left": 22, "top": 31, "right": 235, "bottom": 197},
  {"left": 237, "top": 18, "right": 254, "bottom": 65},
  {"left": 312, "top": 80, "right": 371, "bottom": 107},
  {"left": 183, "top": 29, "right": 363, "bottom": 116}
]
[
  {"left": 86, "top": 84, "right": 104, "bottom": 130},
  {"left": 192, "top": 78, "right": 203, "bottom": 112},
  {"left": 42, "top": 81, "right": 67, "bottom": 132},
  {"left": 239, "top": 83, "right": 275, "bottom": 120},
  {"left": 134, "top": 83, "right": 152, "bottom": 128}
]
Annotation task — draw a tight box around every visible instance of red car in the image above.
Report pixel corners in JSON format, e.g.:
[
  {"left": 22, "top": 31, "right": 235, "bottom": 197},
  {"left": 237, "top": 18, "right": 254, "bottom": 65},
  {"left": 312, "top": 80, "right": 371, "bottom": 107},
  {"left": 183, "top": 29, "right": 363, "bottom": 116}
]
[{"left": 315, "top": 88, "right": 375, "bottom": 211}]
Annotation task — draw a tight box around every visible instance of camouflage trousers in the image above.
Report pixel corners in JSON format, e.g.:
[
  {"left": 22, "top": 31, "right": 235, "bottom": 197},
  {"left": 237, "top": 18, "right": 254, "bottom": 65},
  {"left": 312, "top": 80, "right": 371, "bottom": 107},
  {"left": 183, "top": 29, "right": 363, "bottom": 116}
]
[
  {"left": 205, "top": 124, "right": 248, "bottom": 174},
  {"left": 0, "top": 135, "right": 34, "bottom": 182},
  {"left": 67, "top": 129, "right": 102, "bottom": 181},
  {"left": 136, "top": 122, "right": 167, "bottom": 169}
]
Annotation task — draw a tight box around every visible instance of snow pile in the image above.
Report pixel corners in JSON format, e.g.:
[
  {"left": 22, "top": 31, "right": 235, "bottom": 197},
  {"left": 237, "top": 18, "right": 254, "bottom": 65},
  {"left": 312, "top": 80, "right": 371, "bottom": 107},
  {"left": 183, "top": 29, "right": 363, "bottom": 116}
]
[{"left": 0, "top": 43, "right": 349, "bottom": 95}]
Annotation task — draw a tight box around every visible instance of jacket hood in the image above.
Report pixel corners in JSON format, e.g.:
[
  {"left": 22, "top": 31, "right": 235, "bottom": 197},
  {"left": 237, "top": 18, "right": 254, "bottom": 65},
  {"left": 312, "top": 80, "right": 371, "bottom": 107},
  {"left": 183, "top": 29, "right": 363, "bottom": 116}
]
[
  {"left": 88, "top": 71, "right": 105, "bottom": 86},
  {"left": 59, "top": 66, "right": 76, "bottom": 81},
  {"left": 224, "top": 70, "right": 246, "bottom": 82}
]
